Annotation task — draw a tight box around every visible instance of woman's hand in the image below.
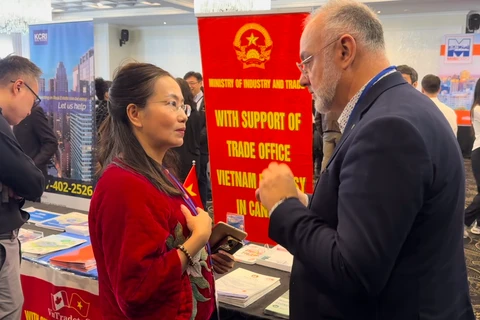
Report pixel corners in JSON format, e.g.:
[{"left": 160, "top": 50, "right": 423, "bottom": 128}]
[
  {"left": 211, "top": 250, "right": 235, "bottom": 274},
  {"left": 181, "top": 205, "right": 212, "bottom": 243}
]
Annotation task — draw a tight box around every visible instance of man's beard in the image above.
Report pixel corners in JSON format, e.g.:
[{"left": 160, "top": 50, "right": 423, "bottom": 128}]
[{"left": 313, "top": 57, "right": 342, "bottom": 114}]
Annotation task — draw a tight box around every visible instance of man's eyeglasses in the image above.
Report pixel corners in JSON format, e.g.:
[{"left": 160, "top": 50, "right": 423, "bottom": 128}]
[
  {"left": 10, "top": 80, "right": 41, "bottom": 108},
  {"left": 187, "top": 81, "right": 199, "bottom": 86},
  {"left": 296, "top": 37, "right": 340, "bottom": 76}
]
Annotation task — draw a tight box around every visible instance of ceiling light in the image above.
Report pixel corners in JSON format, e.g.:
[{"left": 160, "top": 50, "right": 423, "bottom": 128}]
[
  {"left": 377, "top": 10, "right": 381, "bottom": 14},
  {"left": 163, "top": 21, "right": 167, "bottom": 24},
  {"left": 87, "top": 3, "right": 112, "bottom": 9},
  {"left": 195, "top": 0, "right": 271, "bottom": 14}
]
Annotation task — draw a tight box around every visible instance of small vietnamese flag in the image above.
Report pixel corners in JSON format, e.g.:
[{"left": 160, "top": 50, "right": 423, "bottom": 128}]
[
  {"left": 70, "top": 292, "right": 91, "bottom": 318},
  {"left": 183, "top": 160, "right": 204, "bottom": 210}
]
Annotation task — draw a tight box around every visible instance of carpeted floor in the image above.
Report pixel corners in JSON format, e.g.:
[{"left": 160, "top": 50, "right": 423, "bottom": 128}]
[{"left": 464, "top": 159, "right": 480, "bottom": 318}]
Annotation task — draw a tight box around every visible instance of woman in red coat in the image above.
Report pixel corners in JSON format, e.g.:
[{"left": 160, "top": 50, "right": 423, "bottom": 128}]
[{"left": 89, "top": 62, "right": 234, "bottom": 319}]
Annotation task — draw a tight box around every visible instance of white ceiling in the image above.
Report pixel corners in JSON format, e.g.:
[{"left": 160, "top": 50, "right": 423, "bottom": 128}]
[{"left": 51, "top": 0, "right": 480, "bottom": 27}]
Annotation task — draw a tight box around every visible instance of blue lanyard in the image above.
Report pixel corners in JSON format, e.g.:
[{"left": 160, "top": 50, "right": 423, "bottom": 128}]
[
  {"left": 346, "top": 66, "right": 397, "bottom": 129},
  {"left": 163, "top": 169, "right": 214, "bottom": 259}
]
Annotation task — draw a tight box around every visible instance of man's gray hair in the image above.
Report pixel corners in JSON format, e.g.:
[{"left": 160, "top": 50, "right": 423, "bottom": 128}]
[
  {"left": 308, "top": 0, "right": 385, "bottom": 52},
  {"left": 0, "top": 54, "right": 42, "bottom": 87}
]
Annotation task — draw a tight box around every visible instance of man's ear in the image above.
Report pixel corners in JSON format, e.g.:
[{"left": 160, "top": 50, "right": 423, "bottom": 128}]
[
  {"left": 338, "top": 34, "right": 356, "bottom": 70},
  {"left": 413, "top": 81, "right": 418, "bottom": 88},
  {"left": 126, "top": 103, "right": 143, "bottom": 128},
  {"left": 11, "top": 79, "right": 23, "bottom": 96}
]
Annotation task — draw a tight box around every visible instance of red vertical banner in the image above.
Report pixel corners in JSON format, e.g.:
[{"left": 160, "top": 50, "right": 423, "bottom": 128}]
[{"left": 198, "top": 13, "right": 313, "bottom": 244}]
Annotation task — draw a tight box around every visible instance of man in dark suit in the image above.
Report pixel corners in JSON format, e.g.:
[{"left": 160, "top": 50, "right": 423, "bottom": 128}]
[
  {"left": 257, "top": 1, "right": 474, "bottom": 319},
  {"left": 13, "top": 105, "right": 58, "bottom": 180}
]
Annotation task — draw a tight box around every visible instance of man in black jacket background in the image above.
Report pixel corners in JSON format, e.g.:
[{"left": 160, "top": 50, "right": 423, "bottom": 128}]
[
  {"left": 0, "top": 55, "right": 45, "bottom": 319},
  {"left": 14, "top": 105, "right": 58, "bottom": 180}
]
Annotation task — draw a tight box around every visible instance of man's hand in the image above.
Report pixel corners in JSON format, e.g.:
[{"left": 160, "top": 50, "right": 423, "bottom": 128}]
[
  {"left": 8, "top": 187, "right": 22, "bottom": 200},
  {"left": 297, "top": 189, "right": 309, "bottom": 207},
  {"left": 212, "top": 250, "right": 235, "bottom": 274},
  {"left": 256, "top": 187, "right": 308, "bottom": 207},
  {"left": 257, "top": 162, "right": 298, "bottom": 212}
]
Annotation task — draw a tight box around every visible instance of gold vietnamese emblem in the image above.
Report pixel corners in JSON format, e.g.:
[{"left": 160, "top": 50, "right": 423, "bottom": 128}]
[{"left": 233, "top": 23, "right": 273, "bottom": 69}]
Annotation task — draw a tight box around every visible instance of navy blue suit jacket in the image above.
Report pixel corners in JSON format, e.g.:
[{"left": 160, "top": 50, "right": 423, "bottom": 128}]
[{"left": 269, "top": 72, "right": 474, "bottom": 320}]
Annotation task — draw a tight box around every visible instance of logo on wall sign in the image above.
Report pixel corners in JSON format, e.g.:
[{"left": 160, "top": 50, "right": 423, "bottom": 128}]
[
  {"left": 33, "top": 30, "right": 48, "bottom": 45},
  {"left": 50, "top": 290, "right": 91, "bottom": 318},
  {"left": 445, "top": 35, "right": 474, "bottom": 64},
  {"left": 233, "top": 23, "right": 273, "bottom": 69}
]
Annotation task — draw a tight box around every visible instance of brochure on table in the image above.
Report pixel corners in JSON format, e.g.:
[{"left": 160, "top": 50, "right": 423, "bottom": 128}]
[
  {"left": 23, "top": 207, "right": 61, "bottom": 224},
  {"left": 216, "top": 268, "right": 281, "bottom": 308},
  {"left": 22, "top": 232, "right": 98, "bottom": 278},
  {"left": 36, "top": 211, "right": 88, "bottom": 231},
  {"left": 22, "top": 234, "right": 86, "bottom": 257}
]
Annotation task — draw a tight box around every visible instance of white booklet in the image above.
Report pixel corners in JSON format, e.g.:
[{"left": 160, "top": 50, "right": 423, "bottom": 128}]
[
  {"left": 256, "top": 245, "right": 293, "bottom": 273},
  {"left": 233, "top": 243, "right": 268, "bottom": 264},
  {"left": 264, "top": 290, "right": 289, "bottom": 319},
  {"left": 216, "top": 268, "right": 280, "bottom": 308}
]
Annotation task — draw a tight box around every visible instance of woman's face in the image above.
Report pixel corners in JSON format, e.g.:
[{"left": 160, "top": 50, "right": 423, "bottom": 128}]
[{"left": 135, "top": 76, "right": 188, "bottom": 150}]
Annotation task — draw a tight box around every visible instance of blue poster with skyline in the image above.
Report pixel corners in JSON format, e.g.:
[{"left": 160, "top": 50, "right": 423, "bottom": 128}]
[{"left": 29, "top": 21, "right": 95, "bottom": 198}]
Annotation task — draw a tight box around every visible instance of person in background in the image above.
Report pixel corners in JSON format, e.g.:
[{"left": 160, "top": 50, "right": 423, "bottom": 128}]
[
  {"left": 184, "top": 71, "right": 204, "bottom": 111},
  {"left": 172, "top": 78, "right": 203, "bottom": 182},
  {"left": 13, "top": 101, "right": 58, "bottom": 188},
  {"left": 313, "top": 101, "right": 323, "bottom": 178},
  {"left": 421, "top": 74, "right": 457, "bottom": 136},
  {"left": 90, "top": 63, "right": 234, "bottom": 320},
  {"left": 0, "top": 54, "right": 45, "bottom": 319},
  {"left": 320, "top": 110, "right": 341, "bottom": 172},
  {"left": 184, "top": 71, "right": 210, "bottom": 207},
  {"left": 465, "top": 79, "right": 480, "bottom": 236},
  {"left": 257, "top": 1, "right": 473, "bottom": 319},
  {"left": 95, "top": 77, "right": 112, "bottom": 132},
  {"left": 397, "top": 64, "right": 418, "bottom": 88}
]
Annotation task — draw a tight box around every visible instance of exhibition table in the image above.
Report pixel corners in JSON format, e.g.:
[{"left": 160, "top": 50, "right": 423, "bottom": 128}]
[{"left": 20, "top": 202, "right": 290, "bottom": 320}]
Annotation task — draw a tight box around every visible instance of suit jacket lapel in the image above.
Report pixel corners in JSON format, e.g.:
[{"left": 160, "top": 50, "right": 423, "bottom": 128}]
[{"left": 324, "top": 72, "right": 407, "bottom": 169}]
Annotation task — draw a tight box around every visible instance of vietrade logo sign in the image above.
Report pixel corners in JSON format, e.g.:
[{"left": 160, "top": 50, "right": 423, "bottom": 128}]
[{"left": 446, "top": 35, "right": 474, "bottom": 63}]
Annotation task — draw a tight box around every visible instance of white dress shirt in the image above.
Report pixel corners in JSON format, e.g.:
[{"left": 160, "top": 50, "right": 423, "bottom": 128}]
[
  {"left": 338, "top": 69, "right": 397, "bottom": 133},
  {"left": 430, "top": 97, "right": 458, "bottom": 137},
  {"left": 472, "top": 105, "right": 480, "bottom": 151}
]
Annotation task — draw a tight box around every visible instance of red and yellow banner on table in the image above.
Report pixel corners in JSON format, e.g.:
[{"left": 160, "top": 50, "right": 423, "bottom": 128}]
[
  {"left": 21, "top": 261, "right": 100, "bottom": 320},
  {"left": 198, "top": 13, "right": 313, "bottom": 244}
]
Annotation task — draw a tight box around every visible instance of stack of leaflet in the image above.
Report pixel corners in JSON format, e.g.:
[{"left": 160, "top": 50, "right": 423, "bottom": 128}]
[
  {"left": 256, "top": 245, "right": 293, "bottom": 273},
  {"left": 23, "top": 207, "right": 61, "bottom": 224},
  {"left": 233, "top": 243, "right": 268, "bottom": 264},
  {"left": 36, "top": 212, "right": 88, "bottom": 232},
  {"left": 65, "top": 221, "right": 89, "bottom": 236},
  {"left": 21, "top": 234, "right": 86, "bottom": 258},
  {"left": 264, "top": 290, "right": 289, "bottom": 319},
  {"left": 18, "top": 228, "right": 44, "bottom": 243},
  {"left": 216, "top": 268, "right": 281, "bottom": 308},
  {"left": 50, "top": 245, "right": 96, "bottom": 272}
]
